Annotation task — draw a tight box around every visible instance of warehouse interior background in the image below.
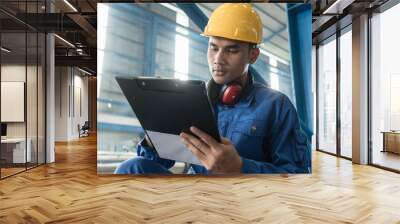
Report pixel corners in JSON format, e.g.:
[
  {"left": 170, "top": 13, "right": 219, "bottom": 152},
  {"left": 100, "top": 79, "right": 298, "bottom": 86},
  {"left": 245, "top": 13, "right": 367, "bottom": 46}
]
[
  {"left": 96, "top": 3, "right": 303, "bottom": 174},
  {"left": 0, "top": 0, "right": 400, "bottom": 222}
]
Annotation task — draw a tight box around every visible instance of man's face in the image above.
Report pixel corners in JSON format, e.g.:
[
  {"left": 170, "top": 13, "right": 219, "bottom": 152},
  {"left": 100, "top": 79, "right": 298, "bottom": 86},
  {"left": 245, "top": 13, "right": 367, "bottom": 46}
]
[{"left": 207, "top": 36, "right": 259, "bottom": 85}]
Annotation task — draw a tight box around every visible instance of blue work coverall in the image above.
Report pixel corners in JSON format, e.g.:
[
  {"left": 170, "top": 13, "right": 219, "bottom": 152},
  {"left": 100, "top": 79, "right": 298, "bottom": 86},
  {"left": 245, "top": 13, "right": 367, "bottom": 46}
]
[{"left": 115, "top": 76, "right": 311, "bottom": 174}]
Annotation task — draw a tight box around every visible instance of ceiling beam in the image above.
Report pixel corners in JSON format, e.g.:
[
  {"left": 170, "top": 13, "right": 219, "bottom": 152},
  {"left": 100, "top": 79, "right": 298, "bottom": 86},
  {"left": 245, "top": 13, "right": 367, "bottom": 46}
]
[
  {"left": 67, "top": 13, "right": 97, "bottom": 46},
  {"left": 55, "top": 55, "right": 96, "bottom": 71},
  {"left": 263, "top": 26, "right": 287, "bottom": 43}
]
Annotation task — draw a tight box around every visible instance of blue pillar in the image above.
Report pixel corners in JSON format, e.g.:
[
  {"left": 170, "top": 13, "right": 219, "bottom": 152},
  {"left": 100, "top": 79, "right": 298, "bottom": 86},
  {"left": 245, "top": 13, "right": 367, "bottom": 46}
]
[
  {"left": 286, "top": 3, "right": 313, "bottom": 140},
  {"left": 176, "top": 3, "right": 267, "bottom": 86}
]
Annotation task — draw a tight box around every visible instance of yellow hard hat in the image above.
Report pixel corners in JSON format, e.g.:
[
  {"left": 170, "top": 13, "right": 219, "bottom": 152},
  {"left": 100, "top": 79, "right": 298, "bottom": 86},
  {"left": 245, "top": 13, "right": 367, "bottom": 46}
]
[{"left": 202, "top": 3, "right": 263, "bottom": 44}]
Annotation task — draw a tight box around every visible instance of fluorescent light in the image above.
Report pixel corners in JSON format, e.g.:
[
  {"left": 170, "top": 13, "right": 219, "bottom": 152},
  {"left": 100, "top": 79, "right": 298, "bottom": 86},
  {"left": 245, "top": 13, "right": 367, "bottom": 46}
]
[
  {"left": 54, "top": 34, "right": 75, "bottom": 48},
  {"left": 1, "top": 47, "right": 11, "bottom": 53},
  {"left": 78, "top": 67, "right": 92, "bottom": 76},
  {"left": 63, "top": 0, "right": 78, "bottom": 12}
]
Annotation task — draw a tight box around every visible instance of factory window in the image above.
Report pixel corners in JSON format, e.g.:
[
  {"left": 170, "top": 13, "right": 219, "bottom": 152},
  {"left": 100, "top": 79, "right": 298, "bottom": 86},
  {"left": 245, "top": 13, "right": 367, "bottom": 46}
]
[
  {"left": 317, "top": 36, "right": 337, "bottom": 155},
  {"left": 370, "top": 3, "right": 400, "bottom": 171},
  {"left": 339, "top": 28, "right": 352, "bottom": 159},
  {"left": 174, "top": 11, "right": 189, "bottom": 80},
  {"left": 315, "top": 25, "right": 352, "bottom": 159},
  {"left": 97, "top": 4, "right": 152, "bottom": 174},
  {"left": 257, "top": 48, "right": 294, "bottom": 102}
]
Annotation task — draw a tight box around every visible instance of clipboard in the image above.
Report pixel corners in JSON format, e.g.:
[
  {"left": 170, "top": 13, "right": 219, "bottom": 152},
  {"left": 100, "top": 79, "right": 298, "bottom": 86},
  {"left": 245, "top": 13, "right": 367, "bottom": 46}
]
[{"left": 116, "top": 76, "right": 220, "bottom": 165}]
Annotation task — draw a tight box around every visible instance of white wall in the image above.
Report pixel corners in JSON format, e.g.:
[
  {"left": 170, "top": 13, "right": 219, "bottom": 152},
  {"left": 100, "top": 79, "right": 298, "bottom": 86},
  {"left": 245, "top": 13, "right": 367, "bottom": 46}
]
[
  {"left": 55, "top": 67, "right": 89, "bottom": 141},
  {"left": 1, "top": 63, "right": 46, "bottom": 163},
  {"left": 1, "top": 65, "right": 41, "bottom": 137},
  {"left": 1, "top": 65, "right": 26, "bottom": 139},
  {"left": 1, "top": 82, "right": 25, "bottom": 122},
  {"left": 1, "top": 65, "right": 26, "bottom": 81},
  {"left": 55, "top": 67, "right": 69, "bottom": 141},
  {"left": 70, "top": 73, "right": 89, "bottom": 138}
]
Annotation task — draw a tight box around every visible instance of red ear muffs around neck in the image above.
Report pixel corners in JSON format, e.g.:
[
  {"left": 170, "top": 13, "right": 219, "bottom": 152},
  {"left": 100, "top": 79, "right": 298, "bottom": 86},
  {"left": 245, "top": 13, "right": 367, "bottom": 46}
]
[{"left": 219, "top": 83, "right": 243, "bottom": 105}]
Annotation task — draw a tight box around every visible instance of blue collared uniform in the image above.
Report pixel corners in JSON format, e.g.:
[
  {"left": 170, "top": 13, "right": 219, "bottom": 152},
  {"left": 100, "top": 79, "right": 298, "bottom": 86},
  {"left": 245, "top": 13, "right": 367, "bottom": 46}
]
[{"left": 115, "top": 76, "right": 311, "bottom": 174}]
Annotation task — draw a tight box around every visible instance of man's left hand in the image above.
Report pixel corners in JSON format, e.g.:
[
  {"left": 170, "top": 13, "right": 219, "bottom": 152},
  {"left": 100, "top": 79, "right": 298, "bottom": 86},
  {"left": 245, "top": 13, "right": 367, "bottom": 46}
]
[{"left": 180, "top": 126, "right": 242, "bottom": 174}]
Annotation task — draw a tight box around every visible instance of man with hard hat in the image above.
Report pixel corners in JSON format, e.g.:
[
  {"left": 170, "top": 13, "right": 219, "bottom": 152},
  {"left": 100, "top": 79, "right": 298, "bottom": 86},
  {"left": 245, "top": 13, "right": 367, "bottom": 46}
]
[{"left": 115, "top": 3, "right": 311, "bottom": 174}]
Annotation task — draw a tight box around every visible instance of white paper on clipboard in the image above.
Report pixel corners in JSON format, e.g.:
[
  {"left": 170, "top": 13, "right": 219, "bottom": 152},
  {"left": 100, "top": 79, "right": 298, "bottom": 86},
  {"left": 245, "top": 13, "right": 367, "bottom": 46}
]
[{"left": 147, "top": 131, "right": 202, "bottom": 166}]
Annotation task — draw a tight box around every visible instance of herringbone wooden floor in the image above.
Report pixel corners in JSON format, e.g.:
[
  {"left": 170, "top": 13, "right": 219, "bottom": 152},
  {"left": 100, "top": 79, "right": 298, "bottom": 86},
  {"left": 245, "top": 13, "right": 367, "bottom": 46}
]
[{"left": 1, "top": 134, "right": 400, "bottom": 223}]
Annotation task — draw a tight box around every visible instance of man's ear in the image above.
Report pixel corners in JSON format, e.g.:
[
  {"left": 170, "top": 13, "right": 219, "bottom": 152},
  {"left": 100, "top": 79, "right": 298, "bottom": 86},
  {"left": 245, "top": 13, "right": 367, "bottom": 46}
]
[{"left": 249, "top": 48, "right": 260, "bottom": 64}]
